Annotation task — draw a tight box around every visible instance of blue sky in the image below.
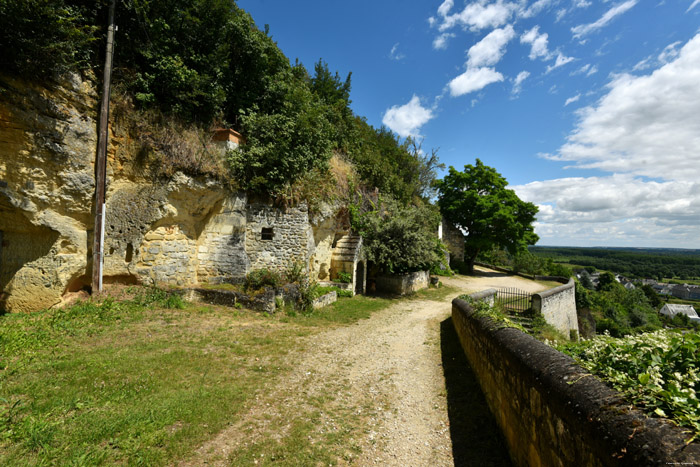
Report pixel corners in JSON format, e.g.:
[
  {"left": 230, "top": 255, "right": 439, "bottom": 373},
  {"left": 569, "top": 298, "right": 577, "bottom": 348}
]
[{"left": 238, "top": 0, "right": 700, "bottom": 249}]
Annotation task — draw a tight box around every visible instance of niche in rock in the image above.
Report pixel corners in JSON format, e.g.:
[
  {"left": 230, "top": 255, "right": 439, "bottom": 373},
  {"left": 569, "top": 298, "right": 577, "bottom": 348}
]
[{"left": 0, "top": 193, "right": 59, "bottom": 296}]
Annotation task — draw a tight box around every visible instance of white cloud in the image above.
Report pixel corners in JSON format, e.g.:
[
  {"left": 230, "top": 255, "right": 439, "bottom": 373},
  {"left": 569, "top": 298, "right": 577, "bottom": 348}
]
[
  {"left": 438, "top": 0, "right": 455, "bottom": 17},
  {"left": 513, "top": 176, "right": 700, "bottom": 247},
  {"left": 551, "top": 33, "right": 700, "bottom": 182},
  {"left": 546, "top": 52, "right": 575, "bottom": 72},
  {"left": 688, "top": 0, "right": 700, "bottom": 12},
  {"left": 571, "top": 0, "right": 638, "bottom": 39},
  {"left": 467, "top": 25, "right": 516, "bottom": 67},
  {"left": 517, "top": 0, "right": 555, "bottom": 18},
  {"left": 437, "top": 1, "right": 516, "bottom": 33},
  {"left": 512, "top": 70, "right": 530, "bottom": 94},
  {"left": 564, "top": 94, "right": 581, "bottom": 106},
  {"left": 571, "top": 64, "right": 598, "bottom": 76},
  {"left": 555, "top": 8, "right": 567, "bottom": 22},
  {"left": 448, "top": 67, "right": 505, "bottom": 96},
  {"left": 658, "top": 41, "right": 681, "bottom": 63},
  {"left": 632, "top": 56, "right": 652, "bottom": 71},
  {"left": 574, "top": 0, "right": 591, "bottom": 7},
  {"left": 517, "top": 35, "right": 700, "bottom": 248},
  {"left": 389, "top": 43, "right": 405, "bottom": 61},
  {"left": 382, "top": 95, "right": 435, "bottom": 138},
  {"left": 433, "top": 33, "right": 456, "bottom": 50},
  {"left": 520, "top": 26, "right": 551, "bottom": 60}
]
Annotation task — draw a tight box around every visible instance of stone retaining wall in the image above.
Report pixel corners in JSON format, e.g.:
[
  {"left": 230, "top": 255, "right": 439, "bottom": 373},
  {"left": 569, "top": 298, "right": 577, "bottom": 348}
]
[
  {"left": 532, "top": 278, "right": 578, "bottom": 338},
  {"left": 375, "top": 270, "right": 429, "bottom": 295},
  {"left": 312, "top": 291, "right": 337, "bottom": 309},
  {"left": 452, "top": 296, "right": 700, "bottom": 466}
]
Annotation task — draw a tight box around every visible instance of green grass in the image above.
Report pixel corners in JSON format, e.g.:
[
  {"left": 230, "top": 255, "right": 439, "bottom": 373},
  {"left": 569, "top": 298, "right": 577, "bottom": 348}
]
[
  {"left": 284, "top": 294, "right": 393, "bottom": 326},
  {"left": 0, "top": 286, "right": 400, "bottom": 465}
]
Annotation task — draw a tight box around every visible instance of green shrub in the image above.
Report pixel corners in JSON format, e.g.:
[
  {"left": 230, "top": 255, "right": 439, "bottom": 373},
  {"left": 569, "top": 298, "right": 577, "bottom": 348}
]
[
  {"left": 355, "top": 199, "right": 441, "bottom": 275},
  {"left": 0, "top": 0, "right": 101, "bottom": 78},
  {"left": 284, "top": 261, "right": 307, "bottom": 284},
  {"left": 336, "top": 289, "right": 353, "bottom": 298},
  {"left": 558, "top": 330, "right": 700, "bottom": 439},
  {"left": 335, "top": 272, "right": 352, "bottom": 283},
  {"left": 295, "top": 280, "right": 318, "bottom": 314},
  {"left": 244, "top": 269, "right": 282, "bottom": 291}
]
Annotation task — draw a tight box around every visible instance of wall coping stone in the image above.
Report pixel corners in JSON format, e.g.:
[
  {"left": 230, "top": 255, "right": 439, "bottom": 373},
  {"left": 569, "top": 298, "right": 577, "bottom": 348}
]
[
  {"left": 534, "top": 277, "right": 575, "bottom": 299},
  {"left": 452, "top": 296, "right": 700, "bottom": 465},
  {"left": 312, "top": 291, "right": 337, "bottom": 309},
  {"left": 469, "top": 288, "right": 497, "bottom": 302}
]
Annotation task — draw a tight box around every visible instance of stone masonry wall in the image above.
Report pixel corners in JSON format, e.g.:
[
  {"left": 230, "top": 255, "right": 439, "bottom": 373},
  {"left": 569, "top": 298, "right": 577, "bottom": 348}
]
[
  {"left": 245, "top": 202, "right": 313, "bottom": 273},
  {"left": 441, "top": 219, "right": 464, "bottom": 262},
  {"left": 196, "top": 194, "right": 249, "bottom": 283},
  {"left": 532, "top": 278, "right": 579, "bottom": 338},
  {"left": 375, "top": 270, "right": 429, "bottom": 295},
  {"left": 451, "top": 296, "right": 700, "bottom": 466}
]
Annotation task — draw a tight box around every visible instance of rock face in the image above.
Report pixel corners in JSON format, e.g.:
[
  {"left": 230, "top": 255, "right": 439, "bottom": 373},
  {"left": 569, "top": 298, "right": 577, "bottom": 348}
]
[{"left": 0, "top": 74, "right": 344, "bottom": 312}]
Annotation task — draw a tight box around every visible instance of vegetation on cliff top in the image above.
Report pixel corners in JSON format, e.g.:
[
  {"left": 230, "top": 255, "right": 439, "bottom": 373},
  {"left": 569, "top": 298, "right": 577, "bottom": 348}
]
[{"left": 0, "top": 0, "right": 439, "bottom": 207}]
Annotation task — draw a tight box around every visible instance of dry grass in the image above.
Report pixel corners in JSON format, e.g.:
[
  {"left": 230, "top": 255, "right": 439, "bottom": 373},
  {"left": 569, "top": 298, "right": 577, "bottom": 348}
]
[
  {"left": 328, "top": 152, "right": 356, "bottom": 200},
  {"left": 111, "top": 93, "right": 227, "bottom": 180}
]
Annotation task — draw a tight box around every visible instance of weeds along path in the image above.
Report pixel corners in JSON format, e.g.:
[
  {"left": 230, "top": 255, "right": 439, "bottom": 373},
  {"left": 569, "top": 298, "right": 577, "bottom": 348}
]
[{"left": 184, "top": 270, "right": 547, "bottom": 466}]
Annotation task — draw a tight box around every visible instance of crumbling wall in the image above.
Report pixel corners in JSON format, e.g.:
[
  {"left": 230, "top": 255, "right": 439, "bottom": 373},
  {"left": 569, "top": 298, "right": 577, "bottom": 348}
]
[{"left": 441, "top": 219, "right": 464, "bottom": 262}]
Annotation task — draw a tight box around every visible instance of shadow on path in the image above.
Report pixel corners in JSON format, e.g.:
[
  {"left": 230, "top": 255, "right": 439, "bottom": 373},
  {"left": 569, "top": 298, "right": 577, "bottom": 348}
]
[
  {"left": 472, "top": 270, "right": 510, "bottom": 278},
  {"left": 441, "top": 318, "right": 513, "bottom": 467}
]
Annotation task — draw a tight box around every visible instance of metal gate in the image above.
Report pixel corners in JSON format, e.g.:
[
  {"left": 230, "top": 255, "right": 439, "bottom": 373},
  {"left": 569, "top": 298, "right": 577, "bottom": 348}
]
[{"left": 496, "top": 287, "right": 532, "bottom": 313}]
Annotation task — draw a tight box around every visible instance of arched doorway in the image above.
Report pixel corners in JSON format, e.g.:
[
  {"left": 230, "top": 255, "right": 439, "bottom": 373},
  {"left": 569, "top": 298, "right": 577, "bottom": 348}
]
[{"left": 355, "top": 261, "right": 365, "bottom": 295}]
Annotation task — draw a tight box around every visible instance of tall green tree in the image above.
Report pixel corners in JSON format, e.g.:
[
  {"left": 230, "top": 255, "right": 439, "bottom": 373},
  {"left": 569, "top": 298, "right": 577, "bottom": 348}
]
[{"left": 434, "top": 159, "right": 539, "bottom": 274}]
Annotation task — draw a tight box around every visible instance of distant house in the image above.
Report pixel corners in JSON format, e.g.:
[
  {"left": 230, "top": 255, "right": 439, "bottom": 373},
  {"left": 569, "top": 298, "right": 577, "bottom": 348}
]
[
  {"left": 670, "top": 285, "right": 700, "bottom": 300},
  {"left": 660, "top": 304, "right": 700, "bottom": 323}
]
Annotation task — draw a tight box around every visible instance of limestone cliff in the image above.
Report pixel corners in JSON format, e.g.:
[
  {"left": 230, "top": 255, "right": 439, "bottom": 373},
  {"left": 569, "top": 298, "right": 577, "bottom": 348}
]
[{"left": 0, "top": 74, "right": 350, "bottom": 312}]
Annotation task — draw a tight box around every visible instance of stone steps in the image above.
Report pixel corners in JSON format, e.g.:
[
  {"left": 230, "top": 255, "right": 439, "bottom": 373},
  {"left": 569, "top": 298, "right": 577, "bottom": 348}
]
[
  {"left": 331, "top": 235, "right": 362, "bottom": 262},
  {"left": 504, "top": 311, "right": 534, "bottom": 330}
]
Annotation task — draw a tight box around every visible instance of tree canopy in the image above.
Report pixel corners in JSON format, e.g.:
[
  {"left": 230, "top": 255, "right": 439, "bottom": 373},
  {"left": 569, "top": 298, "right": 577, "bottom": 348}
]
[
  {"left": 434, "top": 159, "right": 539, "bottom": 273},
  {"left": 0, "top": 0, "right": 444, "bottom": 210}
]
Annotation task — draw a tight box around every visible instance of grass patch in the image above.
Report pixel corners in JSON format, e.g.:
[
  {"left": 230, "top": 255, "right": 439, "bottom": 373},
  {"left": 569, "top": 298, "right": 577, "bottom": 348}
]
[
  {"left": 0, "top": 286, "right": 400, "bottom": 465},
  {"left": 529, "top": 314, "right": 568, "bottom": 343},
  {"left": 284, "top": 294, "right": 393, "bottom": 327},
  {"left": 0, "top": 290, "right": 299, "bottom": 465}
]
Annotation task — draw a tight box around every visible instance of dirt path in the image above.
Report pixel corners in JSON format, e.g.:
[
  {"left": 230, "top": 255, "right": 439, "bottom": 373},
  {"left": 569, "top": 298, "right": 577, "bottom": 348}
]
[{"left": 185, "top": 268, "right": 550, "bottom": 466}]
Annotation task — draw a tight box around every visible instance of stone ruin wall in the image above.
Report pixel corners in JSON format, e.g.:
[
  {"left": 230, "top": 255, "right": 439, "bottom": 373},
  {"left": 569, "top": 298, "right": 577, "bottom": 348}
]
[
  {"left": 0, "top": 73, "right": 341, "bottom": 312},
  {"left": 441, "top": 219, "right": 465, "bottom": 262}
]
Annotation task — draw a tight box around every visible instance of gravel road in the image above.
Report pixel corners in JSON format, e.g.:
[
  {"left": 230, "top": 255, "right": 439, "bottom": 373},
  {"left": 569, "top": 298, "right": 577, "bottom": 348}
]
[{"left": 187, "top": 268, "right": 550, "bottom": 466}]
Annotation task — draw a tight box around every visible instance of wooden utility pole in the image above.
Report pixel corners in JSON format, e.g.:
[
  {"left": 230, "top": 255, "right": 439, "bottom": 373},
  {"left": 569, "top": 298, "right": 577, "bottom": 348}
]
[{"left": 92, "top": 0, "right": 117, "bottom": 294}]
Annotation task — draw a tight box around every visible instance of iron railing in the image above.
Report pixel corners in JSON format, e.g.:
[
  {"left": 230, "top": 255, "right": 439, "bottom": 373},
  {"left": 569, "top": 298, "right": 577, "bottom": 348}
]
[{"left": 496, "top": 288, "right": 533, "bottom": 313}]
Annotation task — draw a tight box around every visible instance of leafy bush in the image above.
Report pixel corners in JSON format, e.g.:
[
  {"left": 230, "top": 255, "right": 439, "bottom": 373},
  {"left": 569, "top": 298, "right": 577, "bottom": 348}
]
[
  {"left": 0, "top": 0, "right": 101, "bottom": 78},
  {"left": 243, "top": 269, "right": 282, "bottom": 291},
  {"left": 354, "top": 199, "right": 441, "bottom": 275},
  {"left": 284, "top": 261, "right": 307, "bottom": 284},
  {"left": 295, "top": 280, "right": 318, "bottom": 313},
  {"left": 335, "top": 272, "right": 352, "bottom": 284},
  {"left": 229, "top": 69, "right": 334, "bottom": 196},
  {"left": 430, "top": 238, "right": 454, "bottom": 277},
  {"left": 558, "top": 330, "right": 700, "bottom": 439}
]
